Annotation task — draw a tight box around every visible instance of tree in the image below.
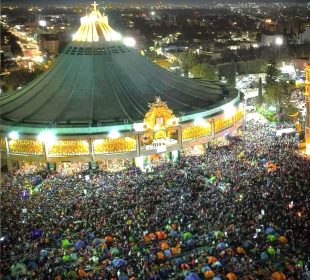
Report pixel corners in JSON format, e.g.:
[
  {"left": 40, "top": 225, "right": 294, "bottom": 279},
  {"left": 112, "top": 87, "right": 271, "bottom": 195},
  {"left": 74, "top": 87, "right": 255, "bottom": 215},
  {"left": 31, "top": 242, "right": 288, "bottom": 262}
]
[
  {"left": 2, "top": 66, "right": 44, "bottom": 92},
  {"left": 190, "top": 63, "right": 218, "bottom": 80},
  {"left": 265, "top": 56, "right": 279, "bottom": 85},
  {"left": 178, "top": 52, "right": 201, "bottom": 76},
  {"left": 218, "top": 61, "right": 236, "bottom": 86}
]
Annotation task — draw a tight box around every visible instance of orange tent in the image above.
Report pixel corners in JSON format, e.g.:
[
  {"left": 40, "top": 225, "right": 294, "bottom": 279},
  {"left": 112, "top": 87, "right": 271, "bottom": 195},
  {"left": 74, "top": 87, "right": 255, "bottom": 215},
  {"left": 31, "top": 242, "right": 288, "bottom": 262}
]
[
  {"left": 204, "top": 270, "right": 215, "bottom": 279},
  {"left": 207, "top": 256, "right": 217, "bottom": 264},
  {"left": 160, "top": 242, "right": 169, "bottom": 251},
  {"left": 157, "top": 251, "right": 165, "bottom": 260},
  {"left": 272, "top": 272, "right": 286, "bottom": 280},
  {"left": 236, "top": 246, "right": 245, "bottom": 254},
  {"left": 226, "top": 272, "right": 237, "bottom": 280},
  {"left": 278, "top": 236, "right": 288, "bottom": 244},
  {"left": 155, "top": 231, "right": 167, "bottom": 240},
  {"left": 105, "top": 236, "right": 113, "bottom": 243}
]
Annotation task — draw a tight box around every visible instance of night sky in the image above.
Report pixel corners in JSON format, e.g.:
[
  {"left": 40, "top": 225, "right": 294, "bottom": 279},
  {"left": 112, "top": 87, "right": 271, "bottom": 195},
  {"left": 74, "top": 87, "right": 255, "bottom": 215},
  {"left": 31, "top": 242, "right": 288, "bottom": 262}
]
[{"left": 2, "top": 0, "right": 309, "bottom": 4}]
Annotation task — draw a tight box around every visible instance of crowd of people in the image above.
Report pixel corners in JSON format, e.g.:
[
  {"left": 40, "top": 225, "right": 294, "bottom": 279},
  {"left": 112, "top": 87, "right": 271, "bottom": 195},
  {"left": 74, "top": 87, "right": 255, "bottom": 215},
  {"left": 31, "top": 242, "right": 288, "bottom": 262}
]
[{"left": 1, "top": 118, "right": 309, "bottom": 280}]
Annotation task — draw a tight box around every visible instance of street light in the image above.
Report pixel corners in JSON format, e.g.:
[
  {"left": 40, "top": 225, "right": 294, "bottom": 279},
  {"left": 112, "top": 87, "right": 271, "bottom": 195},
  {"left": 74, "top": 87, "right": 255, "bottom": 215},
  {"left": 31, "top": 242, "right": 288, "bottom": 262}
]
[
  {"left": 275, "top": 37, "right": 283, "bottom": 46},
  {"left": 275, "top": 37, "right": 283, "bottom": 59}
]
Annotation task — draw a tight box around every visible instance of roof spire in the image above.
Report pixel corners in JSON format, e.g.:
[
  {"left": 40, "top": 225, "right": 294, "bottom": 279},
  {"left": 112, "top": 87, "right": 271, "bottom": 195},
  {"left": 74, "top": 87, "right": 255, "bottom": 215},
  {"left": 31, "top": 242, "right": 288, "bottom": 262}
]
[{"left": 91, "top": 1, "right": 98, "bottom": 12}]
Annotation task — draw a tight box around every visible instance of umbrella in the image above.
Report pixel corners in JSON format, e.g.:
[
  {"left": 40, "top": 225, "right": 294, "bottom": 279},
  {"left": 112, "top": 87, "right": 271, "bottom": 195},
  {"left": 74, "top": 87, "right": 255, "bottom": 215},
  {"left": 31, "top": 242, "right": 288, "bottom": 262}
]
[
  {"left": 155, "top": 231, "right": 166, "bottom": 240},
  {"left": 70, "top": 253, "right": 78, "bottom": 261},
  {"left": 185, "top": 272, "right": 201, "bottom": 280},
  {"left": 216, "top": 242, "right": 227, "bottom": 250},
  {"left": 200, "top": 265, "right": 211, "bottom": 273},
  {"left": 267, "top": 246, "right": 276, "bottom": 255},
  {"left": 296, "top": 260, "right": 304, "bottom": 267},
  {"left": 204, "top": 270, "right": 215, "bottom": 279},
  {"left": 242, "top": 240, "right": 254, "bottom": 249},
  {"left": 226, "top": 272, "right": 237, "bottom": 280},
  {"left": 180, "top": 263, "right": 190, "bottom": 270},
  {"left": 157, "top": 251, "right": 165, "bottom": 260},
  {"left": 92, "top": 238, "right": 103, "bottom": 246},
  {"left": 260, "top": 251, "right": 269, "bottom": 261},
  {"left": 40, "top": 249, "right": 49, "bottom": 258},
  {"left": 32, "top": 229, "right": 42, "bottom": 239},
  {"left": 212, "top": 277, "right": 222, "bottom": 280},
  {"left": 214, "top": 231, "right": 224, "bottom": 239},
  {"left": 170, "top": 229, "right": 178, "bottom": 237},
  {"left": 271, "top": 271, "right": 286, "bottom": 280},
  {"left": 105, "top": 236, "right": 113, "bottom": 243},
  {"left": 236, "top": 246, "right": 245, "bottom": 254},
  {"left": 112, "top": 258, "right": 127, "bottom": 267},
  {"left": 11, "top": 263, "right": 27, "bottom": 277},
  {"left": 61, "top": 239, "right": 71, "bottom": 248},
  {"left": 207, "top": 256, "right": 217, "bottom": 264},
  {"left": 186, "top": 239, "right": 194, "bottom": 246},
  {"left": 165, "top": 224, "right": 172, "bottom": 231},
  {"left": 171, "top": 223, "right": 178, "bottom": 230},
  {"left": 278, "top": 236, "right": 288, "bottom": 244},
  {"left": 27, "top": 260, "right": 37, "bottom": 271},
  {"left": 182, "top": 232, "right": 193, "bottom": 240},
  {"left": 160, "top": 242, "right": 169, "bottom": 251},
  {"left": 267, "top": 234, "right": 277, "bottom": 242},
  {"left": 111, "top": 247, "right": 120, "bottom": 256},
  {"left": 148, "top": 233, "right": 156, "bottom": 240},
  {"left": 91, "top": 256, "right": 99, "bottom": 263},
  {"left": 62, "top": 255, "right": 71, "bottom": 262},
  {"left": 175, "top": 258, "right": 183, "bottom": 266},
  {"left": 265, "top": 227, "right": 275, "bottom": 234},
  {"left": 119, "top": 275, "right": 129, "bottom": 280},
  {"left": 75, "top": 240, "right": 85, "bottom": 250},
  {"left": 211, "top": 261, "right": 222, "bottom": 268},
  {"left": 164, "top": 249, "right": 172, "bottom": 258},
  {"left": 171, "top": 247, "right": 180, "bottom": 255},
  {"left": 149, "top": 253, "right": 156, "bottom": 261}
]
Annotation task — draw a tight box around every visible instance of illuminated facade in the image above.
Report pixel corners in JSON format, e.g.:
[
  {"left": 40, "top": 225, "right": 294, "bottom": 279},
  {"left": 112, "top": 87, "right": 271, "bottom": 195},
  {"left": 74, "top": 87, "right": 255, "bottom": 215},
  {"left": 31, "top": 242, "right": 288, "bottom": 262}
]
[
  {"left": 305, "top": 64, "right": 310, "bottom": 155},
  {"left": 0, "top": 2, "right": 243, "bottom": 172}
]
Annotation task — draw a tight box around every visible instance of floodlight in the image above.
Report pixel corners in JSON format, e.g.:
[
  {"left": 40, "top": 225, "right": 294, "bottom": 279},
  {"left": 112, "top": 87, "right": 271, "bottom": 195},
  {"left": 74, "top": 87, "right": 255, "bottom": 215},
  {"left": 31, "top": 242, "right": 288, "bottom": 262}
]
[
  {"left": 123, "top": 37, "right": 136, "bottom": 47},
  {"left": 108, "top": 130, "right": 120, "bottom": 139},
  {"left": 223, "top": 104, "right": 236, "bottom": 119},
  {"left": 37, "top": 130, "right": 56, "bottom": 143},
  {"left": 8, "top": 131, "right": 19, "bottom": 140},
  {"left": 275, "top": 37, "right": 283, "bottom": 46},
  {"left": 194, "top": 117, "right": 205, "bottom": 126}
]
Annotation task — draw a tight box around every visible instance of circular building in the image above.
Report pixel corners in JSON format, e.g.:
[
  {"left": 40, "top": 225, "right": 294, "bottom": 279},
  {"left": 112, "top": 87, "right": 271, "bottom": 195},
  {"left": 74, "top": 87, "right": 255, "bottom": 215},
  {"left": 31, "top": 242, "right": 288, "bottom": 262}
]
[{"left": 0, "top": 3, "right": 243, "bottom": 172}]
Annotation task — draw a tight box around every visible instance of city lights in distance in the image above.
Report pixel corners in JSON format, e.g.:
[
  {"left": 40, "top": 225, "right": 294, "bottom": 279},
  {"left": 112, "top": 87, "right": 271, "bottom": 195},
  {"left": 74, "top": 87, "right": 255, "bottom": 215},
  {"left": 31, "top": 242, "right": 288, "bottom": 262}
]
[
  {"left": 8, "top": 131, "right": 19, "bottom": 140},
  {"left": 38, "top": 20, "right": 47, "bottom": 27}
]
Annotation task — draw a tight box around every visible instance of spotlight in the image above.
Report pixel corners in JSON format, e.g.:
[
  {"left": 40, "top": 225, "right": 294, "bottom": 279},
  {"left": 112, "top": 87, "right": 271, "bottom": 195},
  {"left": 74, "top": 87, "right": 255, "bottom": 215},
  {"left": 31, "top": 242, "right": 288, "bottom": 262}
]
[{"left": 8, "top": 131, "right": 19, "bottom": 140}]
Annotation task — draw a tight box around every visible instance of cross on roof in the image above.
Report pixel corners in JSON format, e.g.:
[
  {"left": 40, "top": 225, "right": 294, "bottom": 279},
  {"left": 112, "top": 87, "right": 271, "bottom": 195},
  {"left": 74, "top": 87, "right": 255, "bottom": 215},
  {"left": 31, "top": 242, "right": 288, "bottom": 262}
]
[{"left": 91, "top": 1, "right": 98, "bottom": 11}]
